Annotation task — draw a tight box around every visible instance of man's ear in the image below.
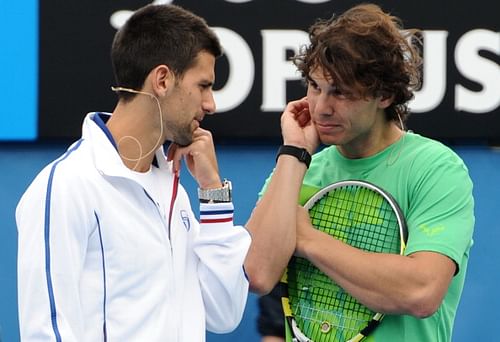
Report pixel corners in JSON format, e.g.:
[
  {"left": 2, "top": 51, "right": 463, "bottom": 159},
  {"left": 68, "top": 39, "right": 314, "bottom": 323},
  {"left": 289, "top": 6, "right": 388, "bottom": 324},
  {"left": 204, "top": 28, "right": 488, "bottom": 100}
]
[
  {"left": 150, "top": 65, "right": 173, "bottom": 97},
  {"left": 378, "top": 94, "right": 395, "bottom": 109}
]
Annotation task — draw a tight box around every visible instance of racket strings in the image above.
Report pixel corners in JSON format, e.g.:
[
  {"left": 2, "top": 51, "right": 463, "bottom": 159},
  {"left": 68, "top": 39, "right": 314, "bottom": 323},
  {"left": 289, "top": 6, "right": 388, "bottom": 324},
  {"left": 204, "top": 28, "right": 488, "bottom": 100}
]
[
  {"left": 289, "top": 257, "right": 373, "bottom": 341},
  {"left": 288, "top": 185, "right": 402, "bottom": 341},
  {"left": 294, "top": 304, "right": 368, "bottom": 329},
  {"left": 312, "top": 187, "right": 400, "bottom": 253}
]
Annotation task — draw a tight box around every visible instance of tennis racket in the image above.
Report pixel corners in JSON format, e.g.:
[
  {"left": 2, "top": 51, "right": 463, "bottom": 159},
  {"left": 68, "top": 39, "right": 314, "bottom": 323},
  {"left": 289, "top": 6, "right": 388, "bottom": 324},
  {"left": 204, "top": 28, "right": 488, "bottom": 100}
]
[{"left": 281, "top": 180, "right": 408, "bottom": 342}]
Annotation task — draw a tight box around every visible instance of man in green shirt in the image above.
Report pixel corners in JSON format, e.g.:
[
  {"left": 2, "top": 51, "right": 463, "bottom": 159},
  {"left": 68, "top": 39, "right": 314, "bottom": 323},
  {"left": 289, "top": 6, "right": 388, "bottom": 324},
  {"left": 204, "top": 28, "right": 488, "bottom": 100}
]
[{"left": 245, "top": 4, "right": 474, "bottom": 341}]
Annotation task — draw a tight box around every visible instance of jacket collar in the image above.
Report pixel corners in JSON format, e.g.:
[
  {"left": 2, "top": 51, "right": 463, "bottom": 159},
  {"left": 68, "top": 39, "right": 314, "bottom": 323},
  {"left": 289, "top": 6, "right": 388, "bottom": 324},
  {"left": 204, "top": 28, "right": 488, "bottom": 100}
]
[{"left": 82, "top": 112, "right": 173, "bottom": 180}]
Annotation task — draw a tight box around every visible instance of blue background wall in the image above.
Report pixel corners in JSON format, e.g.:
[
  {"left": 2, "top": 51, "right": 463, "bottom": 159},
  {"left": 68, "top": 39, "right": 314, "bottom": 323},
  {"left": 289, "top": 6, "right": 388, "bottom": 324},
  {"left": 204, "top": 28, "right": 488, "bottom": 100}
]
[
  {"left": 0, "top": 0, "right": 38, "bottom": 141},
  {"left": 1, "top": 142, "right": 499, "bottom": 341}
]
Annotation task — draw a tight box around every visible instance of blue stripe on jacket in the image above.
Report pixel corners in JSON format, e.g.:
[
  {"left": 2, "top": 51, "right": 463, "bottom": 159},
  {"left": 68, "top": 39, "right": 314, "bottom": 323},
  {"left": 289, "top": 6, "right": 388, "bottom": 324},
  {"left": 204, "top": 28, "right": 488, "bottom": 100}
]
[{"left": 44, "top": 139, "right": 83, "bottom": 341}]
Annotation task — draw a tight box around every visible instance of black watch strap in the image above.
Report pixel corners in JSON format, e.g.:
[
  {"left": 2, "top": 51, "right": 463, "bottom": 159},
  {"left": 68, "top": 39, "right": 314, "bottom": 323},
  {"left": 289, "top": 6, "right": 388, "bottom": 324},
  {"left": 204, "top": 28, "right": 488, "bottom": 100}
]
[{"left": 276, "top": 145, "right": 312, "bottom": 168}]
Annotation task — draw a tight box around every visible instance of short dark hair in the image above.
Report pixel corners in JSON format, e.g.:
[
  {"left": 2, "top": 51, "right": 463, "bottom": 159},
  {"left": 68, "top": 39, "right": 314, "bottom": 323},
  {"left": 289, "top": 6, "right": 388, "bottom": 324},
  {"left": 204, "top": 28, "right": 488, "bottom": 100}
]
[
  {"left": 111, "top": 4, "right": 222, "bottom": 101},
  {"left": 294, "top": 3, "right": 422, "bottom": 122}
]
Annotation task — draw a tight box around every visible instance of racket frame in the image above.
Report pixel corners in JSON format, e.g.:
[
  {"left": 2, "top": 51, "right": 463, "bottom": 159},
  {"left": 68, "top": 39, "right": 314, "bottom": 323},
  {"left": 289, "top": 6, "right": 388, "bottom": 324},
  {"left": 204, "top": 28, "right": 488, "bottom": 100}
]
[{"left": 282, "top": 180, "right": 408, "bottom": 342}]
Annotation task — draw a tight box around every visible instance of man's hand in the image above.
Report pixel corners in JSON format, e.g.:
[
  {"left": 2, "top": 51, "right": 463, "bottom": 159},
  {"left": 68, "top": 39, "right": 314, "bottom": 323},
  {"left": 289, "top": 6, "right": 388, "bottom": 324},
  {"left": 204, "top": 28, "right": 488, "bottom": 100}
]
[
  {"left": 281, "top": 97, "right": 320, "bottom": 155},
  {"left": 166, "top": 128, "right": 221, "bottom": 189},
  {"left": 294, "top": 205, "right": 318, "bottom": 258}
]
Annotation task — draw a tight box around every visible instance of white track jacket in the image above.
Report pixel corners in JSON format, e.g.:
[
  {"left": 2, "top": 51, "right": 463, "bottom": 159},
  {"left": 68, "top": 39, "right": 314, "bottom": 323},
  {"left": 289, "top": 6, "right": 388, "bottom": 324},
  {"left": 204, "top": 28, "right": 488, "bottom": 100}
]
[{"left": 16, "top": 113, "right": 252, "bottom": 342}]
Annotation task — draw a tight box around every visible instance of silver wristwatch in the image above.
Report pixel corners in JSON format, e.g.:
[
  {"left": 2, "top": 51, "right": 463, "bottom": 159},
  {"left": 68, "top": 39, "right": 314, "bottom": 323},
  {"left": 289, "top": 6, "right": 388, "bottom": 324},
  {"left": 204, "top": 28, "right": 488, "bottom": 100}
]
[{"left": 198, "top": 179, "right": 232, "bottom": 203}]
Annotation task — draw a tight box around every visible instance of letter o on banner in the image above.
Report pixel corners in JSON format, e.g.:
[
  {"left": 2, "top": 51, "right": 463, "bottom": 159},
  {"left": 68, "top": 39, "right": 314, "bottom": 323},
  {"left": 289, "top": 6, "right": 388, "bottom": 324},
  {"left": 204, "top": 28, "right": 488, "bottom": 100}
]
[{"left": 212, "top": 27, "right": 255, "bottom": 112}]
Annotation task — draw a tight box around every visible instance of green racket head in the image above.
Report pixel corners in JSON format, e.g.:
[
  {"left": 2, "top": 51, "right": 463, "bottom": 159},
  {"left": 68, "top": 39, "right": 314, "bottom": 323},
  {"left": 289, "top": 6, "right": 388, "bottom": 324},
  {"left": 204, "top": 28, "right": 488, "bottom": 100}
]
[{"left": 287, "top": 180, "right": 407, "bottom": 342}]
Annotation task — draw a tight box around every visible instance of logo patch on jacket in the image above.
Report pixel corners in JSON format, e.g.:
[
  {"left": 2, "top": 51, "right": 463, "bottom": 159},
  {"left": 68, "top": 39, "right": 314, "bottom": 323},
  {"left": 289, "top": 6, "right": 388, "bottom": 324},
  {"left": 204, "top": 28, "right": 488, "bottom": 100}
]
[{"left": 180, "top": 210, "right": 190, "bottom": 231}]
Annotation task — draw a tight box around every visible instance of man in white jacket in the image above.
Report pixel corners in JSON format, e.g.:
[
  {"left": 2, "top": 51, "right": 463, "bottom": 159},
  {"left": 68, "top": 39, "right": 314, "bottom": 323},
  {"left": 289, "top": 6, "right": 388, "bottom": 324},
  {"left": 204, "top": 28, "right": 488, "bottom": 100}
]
[{"left": 16, "top": 4, "right": 251, "bottom": 341}]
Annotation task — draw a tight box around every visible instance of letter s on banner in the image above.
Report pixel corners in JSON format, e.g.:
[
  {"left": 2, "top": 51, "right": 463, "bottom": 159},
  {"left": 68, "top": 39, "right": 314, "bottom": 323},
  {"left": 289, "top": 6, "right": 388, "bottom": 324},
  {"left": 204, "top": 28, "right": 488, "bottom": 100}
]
[{"left": 455, "top": 29, "right": 500, "bottom": 113}]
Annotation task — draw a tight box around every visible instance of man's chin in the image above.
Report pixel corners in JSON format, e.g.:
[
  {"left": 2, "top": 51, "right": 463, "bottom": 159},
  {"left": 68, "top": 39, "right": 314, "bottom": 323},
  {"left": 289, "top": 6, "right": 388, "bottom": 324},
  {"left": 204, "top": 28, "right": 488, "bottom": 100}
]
[
  {"left": 318, "top": 130, "right": 348, "bottom": 147},
  {"left": 173, "top": 135, "right": 193, "bottom": 147}
]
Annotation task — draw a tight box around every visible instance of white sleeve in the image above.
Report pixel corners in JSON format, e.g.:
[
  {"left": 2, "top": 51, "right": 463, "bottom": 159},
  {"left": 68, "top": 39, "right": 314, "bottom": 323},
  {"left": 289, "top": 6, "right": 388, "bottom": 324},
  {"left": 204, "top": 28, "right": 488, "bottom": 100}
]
[
  {"left": 193, "top": 202, "right": 252, "bottom": 333},
  {"left": 16, "top": 165, "right": 92, "bottom": 342}
]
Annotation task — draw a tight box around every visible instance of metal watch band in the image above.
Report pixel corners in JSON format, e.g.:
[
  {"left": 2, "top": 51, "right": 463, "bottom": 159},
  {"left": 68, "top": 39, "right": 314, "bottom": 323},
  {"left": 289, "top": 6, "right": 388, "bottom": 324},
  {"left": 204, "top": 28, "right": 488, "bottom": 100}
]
[
  {"left": 276, "top": 145, "right": 311, "bottom": 168},
  {"left": 198, "top": 179, "right": 232, "bottom": 203}
]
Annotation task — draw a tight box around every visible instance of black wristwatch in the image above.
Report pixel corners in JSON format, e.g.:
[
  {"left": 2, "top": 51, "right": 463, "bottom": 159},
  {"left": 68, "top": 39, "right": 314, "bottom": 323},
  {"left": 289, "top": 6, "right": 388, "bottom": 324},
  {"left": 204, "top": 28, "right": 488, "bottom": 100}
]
[{"left": 276, "top": 145, "right": 312, "bottom": 168}]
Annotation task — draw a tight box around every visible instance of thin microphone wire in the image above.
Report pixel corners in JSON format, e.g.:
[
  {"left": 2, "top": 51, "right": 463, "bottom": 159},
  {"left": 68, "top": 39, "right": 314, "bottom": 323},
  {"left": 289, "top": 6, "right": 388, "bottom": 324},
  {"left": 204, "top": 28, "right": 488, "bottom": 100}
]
[
  {"left": 397, "top": 112, "right": 405, "bottom": 131},
  {"left": 111, "top": 86, "right": 164, "bottom": 171}
]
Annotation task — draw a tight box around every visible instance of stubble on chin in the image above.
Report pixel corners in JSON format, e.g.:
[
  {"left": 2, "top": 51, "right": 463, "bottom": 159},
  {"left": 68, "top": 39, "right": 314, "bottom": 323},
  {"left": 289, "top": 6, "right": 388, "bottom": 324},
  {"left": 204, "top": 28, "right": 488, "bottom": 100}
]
[{"left": 172, "top": 127, "right": 194, "bottom": 147}]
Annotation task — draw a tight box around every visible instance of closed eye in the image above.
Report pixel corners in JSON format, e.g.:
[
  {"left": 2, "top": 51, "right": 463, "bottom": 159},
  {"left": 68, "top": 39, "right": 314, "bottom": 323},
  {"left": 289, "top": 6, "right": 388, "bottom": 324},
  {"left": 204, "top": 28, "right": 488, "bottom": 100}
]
[{"left": 199, "top": 82, "right": 213, "bottom": 90}]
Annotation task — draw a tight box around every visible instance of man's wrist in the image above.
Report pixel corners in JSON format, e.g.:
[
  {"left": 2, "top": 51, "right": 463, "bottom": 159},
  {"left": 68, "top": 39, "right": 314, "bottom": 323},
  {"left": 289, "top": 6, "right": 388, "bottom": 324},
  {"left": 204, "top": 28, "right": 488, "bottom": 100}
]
[{"left": 276, "top": 145, "right": 312, "bottom": 168}]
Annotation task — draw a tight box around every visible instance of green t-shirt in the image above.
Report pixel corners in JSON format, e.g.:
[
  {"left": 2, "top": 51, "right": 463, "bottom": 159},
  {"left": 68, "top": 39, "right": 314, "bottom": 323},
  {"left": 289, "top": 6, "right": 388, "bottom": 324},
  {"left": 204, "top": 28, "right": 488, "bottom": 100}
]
[{"left": 264, "top": 132, "right": 475, "bottom": 342}]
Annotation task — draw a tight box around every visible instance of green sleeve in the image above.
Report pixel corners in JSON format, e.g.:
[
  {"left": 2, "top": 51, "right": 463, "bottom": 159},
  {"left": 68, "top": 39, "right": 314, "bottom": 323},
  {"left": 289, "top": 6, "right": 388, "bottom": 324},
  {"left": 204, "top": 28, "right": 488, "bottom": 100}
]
[{"left": 404, "top": 149, "right": 475, "bottom": 273}]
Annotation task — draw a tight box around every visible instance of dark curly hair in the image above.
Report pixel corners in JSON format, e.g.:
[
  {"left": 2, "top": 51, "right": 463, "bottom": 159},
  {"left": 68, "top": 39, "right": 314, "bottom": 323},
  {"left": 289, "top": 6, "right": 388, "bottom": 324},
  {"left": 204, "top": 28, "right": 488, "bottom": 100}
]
[{"left": 293, "top": 3, "right": 422, "bottom": 123}]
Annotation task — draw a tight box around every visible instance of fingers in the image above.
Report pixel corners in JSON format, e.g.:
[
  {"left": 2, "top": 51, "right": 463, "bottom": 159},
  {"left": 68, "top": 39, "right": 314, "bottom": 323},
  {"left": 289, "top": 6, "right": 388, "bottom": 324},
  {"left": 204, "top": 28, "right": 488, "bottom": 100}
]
[
  {"left": 295, "top": 107, "right": 311, "bottom": 128},
  {"left": 166, "top": 128, "right": 213, "bottom": 174},
  {"left": 166, "top": 128, "right": 221, "bottom": 188},
  {"left": 281, "top": 97, "right": 320, "bottom": 152},
  {"left": 283, "top": 97, "right": 310, "bottom": 127},
  {"left": 191, "top": 127, "right": 211, "bottom": 139},
  {"left": 294, "top": 98, "right": 312, "bottom": 128},
  {"left": 285, "top": 97, "right": 309, "bottom": 117},
  {"left": 295, "top": 205, "right": 314, "bottom": 258}
]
